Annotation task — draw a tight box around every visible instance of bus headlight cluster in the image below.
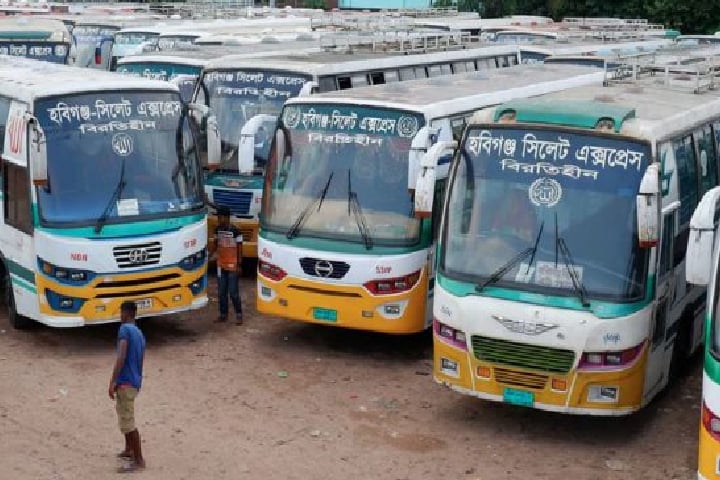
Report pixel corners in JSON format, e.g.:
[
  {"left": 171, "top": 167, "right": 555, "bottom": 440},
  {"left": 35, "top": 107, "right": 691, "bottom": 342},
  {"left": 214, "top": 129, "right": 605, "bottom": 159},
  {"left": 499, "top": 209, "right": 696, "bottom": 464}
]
[
  {"left": 433, "top": 318, "right": 467, "bottom": 351},
  {"left": 180, "top": 249, "right": 206, "bottom": 271},
  {"left": 578, "top": 341, "right": 645, "bottom": 370},
  {"left": 38, "top": 258, "right": 94, "bottom": 284}
]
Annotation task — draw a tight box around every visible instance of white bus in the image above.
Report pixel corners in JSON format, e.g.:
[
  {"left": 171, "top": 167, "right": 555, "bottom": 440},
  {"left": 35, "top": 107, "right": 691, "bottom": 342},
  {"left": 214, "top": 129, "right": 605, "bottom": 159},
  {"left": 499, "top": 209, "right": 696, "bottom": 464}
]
[
  {"left": 255, "top": 63, "right": 605, "bottom": 334},
  {"left": 0, "top": 56, "right": 220, "bottom": 329},
  {"left": 426, "top": 52, "right": 720, "bottom": 414},
  {"left": 195, "top": 43, "right": 524, "bottom": 264}
]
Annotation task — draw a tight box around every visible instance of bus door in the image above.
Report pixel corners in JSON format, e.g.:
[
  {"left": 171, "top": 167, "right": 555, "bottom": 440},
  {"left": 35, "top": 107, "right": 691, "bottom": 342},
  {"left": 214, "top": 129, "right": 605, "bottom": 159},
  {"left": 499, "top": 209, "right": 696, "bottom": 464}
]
[{"left": 646, "top": 201, "right": 679, "bottom": 394}]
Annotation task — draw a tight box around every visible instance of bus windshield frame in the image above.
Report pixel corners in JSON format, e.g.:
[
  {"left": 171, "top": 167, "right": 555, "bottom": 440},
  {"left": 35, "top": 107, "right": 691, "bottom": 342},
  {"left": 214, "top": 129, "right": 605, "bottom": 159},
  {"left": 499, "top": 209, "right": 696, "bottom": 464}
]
[
  {"left": 34, "top": 90, "right": 204, "bottom": 228},
  {"left": 261, "top": 103, "right": 426, "bottom": 248},
  {"left": 440, "top": 123, "right": 651, "bottom": 303}
]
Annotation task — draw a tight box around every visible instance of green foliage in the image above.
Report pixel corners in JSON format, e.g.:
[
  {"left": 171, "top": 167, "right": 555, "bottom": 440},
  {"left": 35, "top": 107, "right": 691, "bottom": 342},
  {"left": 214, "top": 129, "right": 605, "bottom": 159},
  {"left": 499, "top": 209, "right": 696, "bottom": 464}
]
[{"left": 433, "top": 0, "right": 720, "bottom": 34}]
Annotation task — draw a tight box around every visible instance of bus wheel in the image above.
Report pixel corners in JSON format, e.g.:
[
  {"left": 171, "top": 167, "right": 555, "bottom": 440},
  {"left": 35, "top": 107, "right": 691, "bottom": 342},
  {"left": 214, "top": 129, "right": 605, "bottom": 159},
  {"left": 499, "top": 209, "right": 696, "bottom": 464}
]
[{"left": 5, "top": 273, "right": 32, "bottom": 330}]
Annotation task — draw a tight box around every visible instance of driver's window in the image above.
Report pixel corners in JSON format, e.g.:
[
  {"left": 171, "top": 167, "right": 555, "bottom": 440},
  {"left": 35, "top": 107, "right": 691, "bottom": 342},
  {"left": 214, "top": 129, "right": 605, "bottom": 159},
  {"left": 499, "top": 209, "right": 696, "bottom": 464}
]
[{"left": 658, "top": 210, "right": 675, "bottom": 279}]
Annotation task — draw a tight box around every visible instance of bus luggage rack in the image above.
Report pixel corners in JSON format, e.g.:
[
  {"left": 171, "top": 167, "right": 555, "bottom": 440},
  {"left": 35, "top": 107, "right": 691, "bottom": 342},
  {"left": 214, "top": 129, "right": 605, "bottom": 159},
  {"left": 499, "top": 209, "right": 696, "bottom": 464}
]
[
  {"left": 320, "top": 30, "right": 481, "bottom": 54},
  {"left": 603, "top": 49, "right": 720, "bottom": 93}
]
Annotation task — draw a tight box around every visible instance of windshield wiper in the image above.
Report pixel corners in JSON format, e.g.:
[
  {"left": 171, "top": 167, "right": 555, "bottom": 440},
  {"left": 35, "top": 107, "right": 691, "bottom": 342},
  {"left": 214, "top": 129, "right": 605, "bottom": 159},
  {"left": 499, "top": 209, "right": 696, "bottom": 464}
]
[
  {"left": 476, "top": 222, "right": 544, "bottom": 292},
  {"left": 95, "top": 157, "right": 126, "bottom": 234},
  {"left": 348, "top": 169, "right": 373, "bottom": 250},
  {"left": 556, "top": 236, "right": 590, "bottom": 307},
  {"left": 286, "top": 171, "right": 333, "bottom": 240}
]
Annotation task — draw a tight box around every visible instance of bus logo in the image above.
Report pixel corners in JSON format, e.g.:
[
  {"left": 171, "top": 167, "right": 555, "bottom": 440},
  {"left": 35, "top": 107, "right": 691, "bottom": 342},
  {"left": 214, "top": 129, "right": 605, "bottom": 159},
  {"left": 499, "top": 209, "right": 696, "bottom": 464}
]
[
  {"left": 314, "top": 260, "right": 334, "bottom": 278},
  {"left": 528, "top": 177, "right": 562, "bottom": 208},
  {"left": 112, "top": 133, "right": 133, "bottom": 157},
  {"left": 492, "top": 314, "right": 558, "bottom": 336},
  {"left": 127, "top": 248, "right": 148, "bottom": 265}
]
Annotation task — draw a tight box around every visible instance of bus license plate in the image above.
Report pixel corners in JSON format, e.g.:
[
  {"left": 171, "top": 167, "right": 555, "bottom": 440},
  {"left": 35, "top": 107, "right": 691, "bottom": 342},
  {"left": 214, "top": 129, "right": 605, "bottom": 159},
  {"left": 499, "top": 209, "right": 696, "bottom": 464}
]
[
  {"left": 503, "top": 387, "right": 534, "bottom": 407},
  {"left": 135, "top": 298, "right": 153, "bottom": 311},
  {"left": 313, "top": 307, "right": 337, "bottom": 322}
]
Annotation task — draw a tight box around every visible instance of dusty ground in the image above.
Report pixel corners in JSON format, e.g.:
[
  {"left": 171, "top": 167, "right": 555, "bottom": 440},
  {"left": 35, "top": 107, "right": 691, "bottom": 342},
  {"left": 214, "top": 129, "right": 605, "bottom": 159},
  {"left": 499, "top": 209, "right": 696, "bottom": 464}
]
[{"left": 0, "top": 274, "right": 703, "bottom": 480}]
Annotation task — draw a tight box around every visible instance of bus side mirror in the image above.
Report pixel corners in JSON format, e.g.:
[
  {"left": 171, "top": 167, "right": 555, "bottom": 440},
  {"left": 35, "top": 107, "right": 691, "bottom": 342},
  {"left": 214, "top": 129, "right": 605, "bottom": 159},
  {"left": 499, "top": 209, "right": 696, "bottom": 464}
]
[
  {"left": 238, "top": 114, "right": 277, "bottom": 175},
  {"left": 299, "top": 81, "right": 319, "bottom": 96},
  {"left": 28, "top": 120, "right": 48, "bottom": 188},
  {"left": 206, "top": 115, "right": 221, "bottom": 170},
  {"left": 275, "top": 128, "right": 286, "bottom": 162},
  {"left": 686, "top": 186, "right": 720, "bottom": 286},
  {"left": 414, "top": 141, "right": 455, "bottom": 219},
  {"left": 636, "top": 163, "right": 660, "bottom": 248},
  {"left": 408, "top": 126, "right": 431, "bottom": 192}
]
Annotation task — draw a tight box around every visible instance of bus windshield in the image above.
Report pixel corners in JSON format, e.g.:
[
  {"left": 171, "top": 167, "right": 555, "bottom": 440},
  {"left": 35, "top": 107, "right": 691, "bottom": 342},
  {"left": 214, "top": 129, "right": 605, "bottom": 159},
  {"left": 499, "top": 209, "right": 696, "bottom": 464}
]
[
  {"left": 262, "top": 103, "right": 425, "bottom": 247},
  {"left": 157, "top": 35, "right": 198, "bottom": 50},
  {"left": 114, "top": 32, "right": 158, "bottom": 46},
  {"left": 442, "top": 126, "right": 650, "bottom": 302},
  {"left": 199, "top": 69, "right": 312, "bottom": 172},
  {"left": 35, "top": 91, "right": 203, "bottom": 226},
  {"left": 116, "top": 63, "right": 202, "bottom": 102}
]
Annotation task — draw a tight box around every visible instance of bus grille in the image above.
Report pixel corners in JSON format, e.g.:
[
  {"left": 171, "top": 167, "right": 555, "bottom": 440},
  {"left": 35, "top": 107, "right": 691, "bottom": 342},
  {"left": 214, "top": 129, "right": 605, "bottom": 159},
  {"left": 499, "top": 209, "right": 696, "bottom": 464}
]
[
  {"left": 298, "top": 257, "right": 350, "bottom": 279},
  {"left": 494, "top": 367, "right": 549, "bottom": 390},
  {"left": 471, "top": 336, "right": 575, "bottom": 374},
  {"left": 213, "top": 188, "right": 252, "bottom": 216},
  {"left": 113, "top": 242, "right": 162, "bottom": 269}
]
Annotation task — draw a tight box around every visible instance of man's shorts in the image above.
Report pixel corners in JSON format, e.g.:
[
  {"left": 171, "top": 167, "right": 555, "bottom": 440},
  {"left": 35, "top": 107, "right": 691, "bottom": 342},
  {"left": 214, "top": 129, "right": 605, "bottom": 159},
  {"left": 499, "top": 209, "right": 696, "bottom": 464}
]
[{"left": 115, "top": 386, "right": 138, "bottom": 434}]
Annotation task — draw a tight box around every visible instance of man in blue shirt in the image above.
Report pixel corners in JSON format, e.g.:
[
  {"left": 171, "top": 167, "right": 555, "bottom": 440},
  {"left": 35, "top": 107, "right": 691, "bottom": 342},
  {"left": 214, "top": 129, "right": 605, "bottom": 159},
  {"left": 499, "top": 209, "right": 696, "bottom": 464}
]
[{"left": 108, "top": 300, "right": 147, "bottom": 473}]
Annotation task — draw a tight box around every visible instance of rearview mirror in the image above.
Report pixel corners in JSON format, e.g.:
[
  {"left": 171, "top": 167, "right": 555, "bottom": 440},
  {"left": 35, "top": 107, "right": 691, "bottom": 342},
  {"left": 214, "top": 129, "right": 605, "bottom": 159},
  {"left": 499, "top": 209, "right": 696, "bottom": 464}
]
[
  {"left": 299, "top": 80, "right": 319, "bottom": 97},
  {"left": 414, "top": 140, "right": 456, "bottom": 218},
  {"left": 206, "top": 115, "right": 221, "bottom": 170},
  {"left": 238, "top": 114, "right": 277, "bottom": 175},
  {"left": 29, "top": 120, "right": 48, "bottom": 188},
  {"left": 686, "top": 186, "right": 720, "bottom": 285},
  {"left": 636, "top": 163, "right": 660, "bottom": 248},
  {"left": 407, "top": 126, "right": 431, "bottom": 192}
]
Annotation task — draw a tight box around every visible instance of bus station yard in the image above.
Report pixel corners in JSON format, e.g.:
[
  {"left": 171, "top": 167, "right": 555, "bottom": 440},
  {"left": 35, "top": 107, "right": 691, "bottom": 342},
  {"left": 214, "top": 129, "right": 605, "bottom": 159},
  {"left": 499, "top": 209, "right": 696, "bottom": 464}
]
[{"left": 0, "top": 274, "right": 702, "bottom": 480}]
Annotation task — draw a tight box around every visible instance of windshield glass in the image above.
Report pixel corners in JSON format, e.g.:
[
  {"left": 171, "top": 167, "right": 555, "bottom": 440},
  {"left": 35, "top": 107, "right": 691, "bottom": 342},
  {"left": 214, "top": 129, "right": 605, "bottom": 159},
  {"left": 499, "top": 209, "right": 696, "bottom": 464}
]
[
  {"left": 442, "top": 126, "right": 650, "bottom": 302},
  {"left": 35, "top": 91, "right": 203, "bottom": 226},
  {"left": 262, "top": 103, "right": 425, "bottom": 246},
  {"left": 116, "top": 63, "right": 201, "bottom": 102},
  {"left": 199, "top": 69, "right": 311, "bottom": 172}
]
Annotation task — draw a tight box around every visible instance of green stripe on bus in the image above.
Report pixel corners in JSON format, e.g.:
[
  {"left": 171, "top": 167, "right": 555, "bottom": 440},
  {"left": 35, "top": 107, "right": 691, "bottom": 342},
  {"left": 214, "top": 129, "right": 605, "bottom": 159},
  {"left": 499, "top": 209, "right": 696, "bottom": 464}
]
[
  {"left": 260, "top": 221, "right": 433, "bottom": 255},
  {"left": 10, "top": 274, "right": 37, "bottom": 294},
  {"left": 6, "top": 259, "right": 35, "bottom": 285},
  {"left": 436, "top": 273, "right": 653, "bottom": 320},
  {"left": 35, "top": 213, "right": 206, "bottom": 238}
]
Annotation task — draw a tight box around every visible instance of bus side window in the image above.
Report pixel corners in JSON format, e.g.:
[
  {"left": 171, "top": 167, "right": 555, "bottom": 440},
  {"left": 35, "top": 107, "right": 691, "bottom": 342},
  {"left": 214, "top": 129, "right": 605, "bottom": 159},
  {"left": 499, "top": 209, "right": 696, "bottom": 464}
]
[
  {"left": 465, "top": 61, "right": 476, "bottom": 72},
  {"left": 674, "top": 135, "right": 699, "bottom": 227},
  {"left": 318, "top": 76, "right": 336, "bottom": 92},
  {"left": 452, "top": 62, "right": 467, "bottom": 74},
  {"left": 336, "top": 76, "right": 352, "bottom": 90},
  {"left": 695, "top": 125, "right": 718, "bottom": 195},
  {"left": 427, "top": 65, "right": 441, "bottom": 77},
  {"left": 369, "top": 71, "right": 385, "bottom": 85},
  {"left": 431, "top": 179, "right": 446, "bottom": 241},
  {"left": 450, "top": 116, "right": 466, "bottom": 141},
  {"left": 415, "top": 66, "right": 427, "bottom": 79},
  {"left": 384, "top": 70, "right": 399, "bottom": 83},
  {"left": 3, "top": 162, "right": 32, "bottom": 234},
  {"left": 399, "top": 67, "right": 415, "bottom": 81},
  {"left": 440, "top": 64, "right": 452, "bottom": 75},
  {"left": 713, "top": 121, "right": 720, "bottom": 172}
]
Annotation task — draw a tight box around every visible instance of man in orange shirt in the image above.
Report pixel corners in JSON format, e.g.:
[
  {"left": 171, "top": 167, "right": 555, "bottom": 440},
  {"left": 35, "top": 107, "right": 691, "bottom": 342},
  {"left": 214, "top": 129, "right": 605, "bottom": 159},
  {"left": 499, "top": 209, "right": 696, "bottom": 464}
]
[{"left": 213, "top": 206, "right": 243, "bottom": 325}]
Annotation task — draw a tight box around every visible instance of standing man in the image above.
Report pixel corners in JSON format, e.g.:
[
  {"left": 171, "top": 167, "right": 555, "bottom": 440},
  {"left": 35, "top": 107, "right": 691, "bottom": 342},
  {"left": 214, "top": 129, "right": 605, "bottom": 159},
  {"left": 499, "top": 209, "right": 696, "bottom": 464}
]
[
  {"left": 109, "top": 300, "right": 147, "bottom": 473},
  {"left": 214, "top": 205, "right": 244, "bottom": 325}
]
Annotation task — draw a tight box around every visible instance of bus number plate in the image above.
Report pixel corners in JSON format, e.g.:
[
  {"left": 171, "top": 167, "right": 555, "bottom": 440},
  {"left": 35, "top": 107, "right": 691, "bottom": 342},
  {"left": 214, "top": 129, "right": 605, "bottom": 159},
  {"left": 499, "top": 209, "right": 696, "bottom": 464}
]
[
  {"left": 503, "top": 387, "right": 534, "bottom": 407},
  {"left": 135, "top": 298, "right": 153, "bottom": 311},
  {"left": 313, "top": 308, "right": 337, "bottom": 322}
]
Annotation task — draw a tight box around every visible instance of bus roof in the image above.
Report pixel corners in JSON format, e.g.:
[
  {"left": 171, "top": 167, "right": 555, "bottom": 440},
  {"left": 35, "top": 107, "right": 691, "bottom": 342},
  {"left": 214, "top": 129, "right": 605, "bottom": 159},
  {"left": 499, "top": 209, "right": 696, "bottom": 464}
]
[
  {"left": 203, "top": 44, "right": 519, "bottom": 74},
  {"left": 479, "top": 75, "right": 720, "bottom": 144},
  {"left": 117, "top": 54, "right": 211, "bottom": 67},
  {"left": 284, "top": 63, "right": 604, "bottom": 120},
  {"left": 0, "top": 56, "right": 178, "bottom": 102}
]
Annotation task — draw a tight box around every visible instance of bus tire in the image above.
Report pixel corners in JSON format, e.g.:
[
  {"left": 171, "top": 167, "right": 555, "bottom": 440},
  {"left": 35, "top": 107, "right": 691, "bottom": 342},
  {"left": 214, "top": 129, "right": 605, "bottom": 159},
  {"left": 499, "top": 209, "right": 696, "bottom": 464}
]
[{"left": 5, "top": 272, "right": 32, "bottom": 330}]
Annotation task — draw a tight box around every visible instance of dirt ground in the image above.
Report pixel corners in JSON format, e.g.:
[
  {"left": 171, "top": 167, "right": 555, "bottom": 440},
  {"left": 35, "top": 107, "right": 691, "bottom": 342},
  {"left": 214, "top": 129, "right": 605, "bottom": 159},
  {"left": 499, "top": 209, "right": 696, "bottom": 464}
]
[{"left": 0, "top": 274, "right": 703, "bottom": 480}]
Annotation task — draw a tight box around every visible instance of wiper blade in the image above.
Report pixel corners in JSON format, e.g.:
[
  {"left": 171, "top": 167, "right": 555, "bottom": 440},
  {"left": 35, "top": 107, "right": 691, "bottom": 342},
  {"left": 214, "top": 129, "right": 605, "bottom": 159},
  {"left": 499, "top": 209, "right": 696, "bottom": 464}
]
[
  {"left": 286, "top": 171, "right": 333, "bottom": 240},
  {"left": 95, "top": 157, "right": 126, "bottom": 234},
  {"left": 475, "top": 247, "right": 533, "bottom": 292},
  {"left": 348, "top": 169, "right": 373, "bottom": 250},
  {"left": 556, "top": 236, "right": 590, "bottom": 307}
]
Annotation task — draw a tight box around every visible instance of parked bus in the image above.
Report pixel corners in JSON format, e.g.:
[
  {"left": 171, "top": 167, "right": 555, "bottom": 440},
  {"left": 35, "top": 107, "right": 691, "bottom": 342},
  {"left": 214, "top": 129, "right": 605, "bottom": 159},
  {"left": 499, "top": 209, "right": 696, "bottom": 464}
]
[
  {"left": 70, "top": 22, "right": 121, "bottom": 70},
  {"left": 0, "top": 56, "right": 220, "bottom": 329},
  {"left": 0, "top": 18, "right": 71, "bottom": 64},
  {"left": 427, "top": 54, "right": 720, "bottom": 414},
  {"left": 255, "top": 63, "right": 605, "bottom": 334},
  {"left": 195, "top": 43, "right": 524, "bottom": 265}
]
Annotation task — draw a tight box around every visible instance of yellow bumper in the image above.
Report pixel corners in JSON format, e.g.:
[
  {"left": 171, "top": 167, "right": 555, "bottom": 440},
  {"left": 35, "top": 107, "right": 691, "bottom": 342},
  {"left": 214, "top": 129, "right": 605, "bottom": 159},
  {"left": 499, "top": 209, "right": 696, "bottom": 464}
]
[
  {"left": 699, "top": 423, "right": 720, "bottom": 479},
  {"left": 433, "top": 337, "right": 648, "bottom": 415},
  {"left": 256, "top": 271, "right": 429, "bottom": 334},
  {"left": 207, "top": 215, "right": 258, "bottom": 260},
  {"left": 37, "top": 265, "right": 207, "bottom": 323}
]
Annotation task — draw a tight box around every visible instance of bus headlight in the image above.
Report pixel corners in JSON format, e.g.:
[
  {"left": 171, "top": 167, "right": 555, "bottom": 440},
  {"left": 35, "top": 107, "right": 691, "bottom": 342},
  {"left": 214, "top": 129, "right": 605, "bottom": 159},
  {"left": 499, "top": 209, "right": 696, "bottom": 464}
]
[
  {"left": 180, "top": 249, "right": 207, "bottom": 271},
  {"left": 363, "top": 270, "right": 421, "bottom": 295},
  {"left": 38, "top": 258, "right": 94, "bottom": 285},
  {"left": 578, "top": 341, "right": 645, "bottom": 370},
  {"left": 433, "top": 318, "right": 467, "bottom": 351}
]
